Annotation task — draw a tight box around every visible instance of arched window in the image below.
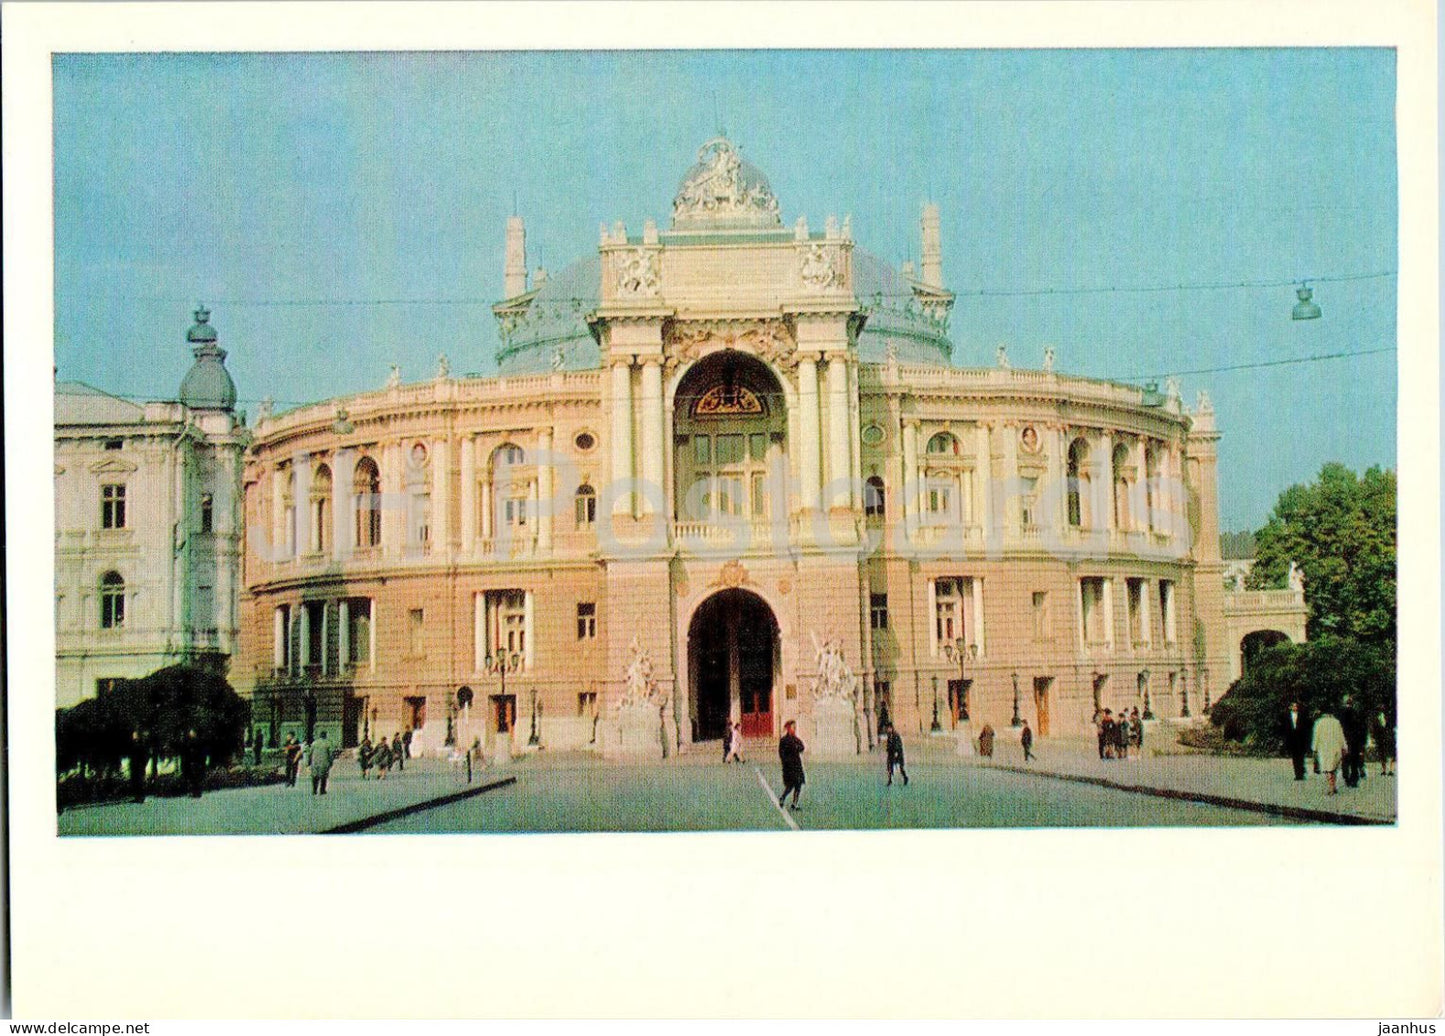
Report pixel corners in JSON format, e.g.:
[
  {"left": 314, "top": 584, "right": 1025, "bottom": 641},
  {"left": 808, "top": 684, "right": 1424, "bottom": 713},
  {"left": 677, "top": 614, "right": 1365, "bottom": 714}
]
[
  {"left": 575, "top": 484, "right": 597, "bottom": 528},
  {"left": 1112, "top": 442, "right": 1131, "bottom": 530},
  {"left": 1144, "top": 444, "right": 1160, "bottom": 531},
  {"left": 311, "top": 464, "right": 332, "bottom": 553},
  {"left": 100, "top": 571, "right": 125, "bottom": 629},
  {"left": 493, "top": 443, "right": 525, "bottom": 469},
  {"left": 1066, "top": 437, "right": 1089, "bottom": 528},
  {"left": 864, "top": 476, "right": 886, "bottom": 519},
  {"left": 200, "top": 492, "right": 214, "bottom": 534},
  {"left": 282, "top": 469, "right": 297, "bottom": 555},
  {"left": 353, "top": 456, "right": 381, "bottom": 548},
  {"left": 926, "top": 432, "right": 960, "bottom": 456}
]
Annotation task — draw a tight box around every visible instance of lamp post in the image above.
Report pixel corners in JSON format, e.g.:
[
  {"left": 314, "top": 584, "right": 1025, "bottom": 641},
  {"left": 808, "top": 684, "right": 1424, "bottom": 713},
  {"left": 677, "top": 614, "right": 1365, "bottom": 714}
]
[
  {"left": 1179, "top": 669, "right": 1190, "bottom": 718},
  {"left": 942, "top": 640, "right": 975, "bottom": 724},
  {"left": 1010, "top": 672, "right": 1022, "bottom": 727},
  {"left": 529, "top": 690, "right": 540, "bottom": 747},
  {"left": 1141, "top": 668, "right": 1154, "bottom": 720},
  {"left": 930, "top": 676, "right": 941, "bottom": 733}
]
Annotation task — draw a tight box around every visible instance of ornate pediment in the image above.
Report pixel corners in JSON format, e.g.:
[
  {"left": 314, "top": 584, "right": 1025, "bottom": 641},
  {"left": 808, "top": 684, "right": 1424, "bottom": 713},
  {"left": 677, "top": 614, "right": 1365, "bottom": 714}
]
[
  {"left": 89, "top": 457, "right": 138, "bottom": 475},
  {"left": 693, "top": 383, "right": 765, "bottom": 418}
]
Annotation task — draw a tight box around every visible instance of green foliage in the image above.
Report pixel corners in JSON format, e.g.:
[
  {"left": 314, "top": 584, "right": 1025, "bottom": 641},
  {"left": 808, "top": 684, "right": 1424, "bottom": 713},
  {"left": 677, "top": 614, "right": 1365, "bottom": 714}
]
[
  {"left": 1247, "top": 463, "right": 1396, "bottom": 647},
  {"left": 1209, "top": 635, "right": 1395, "bottom": 752},
  {"left": 56, "top": 663, "right": 250, "bottom": 776}
]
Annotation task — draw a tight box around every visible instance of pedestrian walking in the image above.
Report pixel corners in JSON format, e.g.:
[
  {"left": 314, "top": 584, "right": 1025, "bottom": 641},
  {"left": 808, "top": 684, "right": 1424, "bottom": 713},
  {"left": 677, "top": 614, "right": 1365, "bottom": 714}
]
[
  {"left": 283, "top": 733, "right": 303, "bottom": 787},
  {"left": 1311, "top": 710, "right": 1347, "bottom": 796},
  {"left": 978, "top": 723, "right": 995, "bottom": 758},
  {"left": 1020, "top": 718, "right": 1034, "bottom": 762},
  {"left": 884, "top": 724, "right": 909, "bottom": 786},
  {"left": 1115, "top": 712, "right": 1130, "bottom": 759},
  {"left": 308, "top": 730, "right": 337, "bottom": 795},
  {"left": 374, "top": 737, "right": 393, "bottom": 780},
  {"left": 1341, "top": 696, "right": 1367, "bottom": 788},
  {"left": 778, "top": 720, "right": 806, "bottom": 810},
  {"left": 1283, "top": 701, "right": 1310, "bottom": 781},
  {"left": 1099, "top": 710, "right": 1115, "bottom": 760},
  {"left": 1130, "top": 707, "right": 1143, "bottom": 755},
  {"left": 391, "top": 732, "right": 405, "bottom": 772},
  {"left": 358, "top": 735, "right": 374, "bottom": 780},
  {"left": 403, "top": 728, "right": 413, "bottom": 759},
  {"left": 181, "top": 728, "right": 206, "bottom": 798},
  {"left": 725, "top": 722, "right": 744, "bottom": 764},
  {"left": 1372, "top": 708, "right": 1395, "bottom": 776},
  {"left": 128, "top": 728, "right": 149, "bottom": 803}
]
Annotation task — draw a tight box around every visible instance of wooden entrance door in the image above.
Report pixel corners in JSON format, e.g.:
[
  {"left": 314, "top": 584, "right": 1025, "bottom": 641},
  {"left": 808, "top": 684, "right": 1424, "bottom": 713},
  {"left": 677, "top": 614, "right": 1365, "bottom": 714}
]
[
  {"left": 492, "top": 694, "right": 516, "bottom": 734},
  {"left": 1033, "top": 677, "right": 1053, "bottom": 737}
]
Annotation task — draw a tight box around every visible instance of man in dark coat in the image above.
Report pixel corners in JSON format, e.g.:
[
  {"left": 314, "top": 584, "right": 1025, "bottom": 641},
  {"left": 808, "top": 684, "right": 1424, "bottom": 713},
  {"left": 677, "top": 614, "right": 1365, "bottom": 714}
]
[
  {"left": 392, "top": 732, "right": 405, "bottom": 771},
  {"left": 1099, "top": 710, "right": 1115, "bottom": 760},
  {"left": 778, "top": 720, "right": 806, "bottom": 810},
  {"left": 1283, "top": 701, "right": 1310, "bottom": 780},
  {"left": 283, "top": 733, "right": 303, "bottom": 786},
  {"left": 1020, "top": 719, "right": 1035, "bottom": 762},
  {"left": 180, "top": 728, "right": 206, "bottom": 798},
  {"left": 403, "top": 728, "right": 413, "bottom": 759},
  {"left": 884, "top": 724, "right": 909, "bottom": 786},
  {"left": 128, "top": 729, "right": 150, "bottom": 803},
  {"left": 1341, "top": 697, "right": 1367, "bottom": 788}
]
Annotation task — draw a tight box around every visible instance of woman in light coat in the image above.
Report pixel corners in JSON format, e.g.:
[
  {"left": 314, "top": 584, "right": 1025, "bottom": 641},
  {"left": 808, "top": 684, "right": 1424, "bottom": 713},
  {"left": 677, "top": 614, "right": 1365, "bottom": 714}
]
[{"left": 1312, "top": 711, "right": 1348, "bottom": 795}]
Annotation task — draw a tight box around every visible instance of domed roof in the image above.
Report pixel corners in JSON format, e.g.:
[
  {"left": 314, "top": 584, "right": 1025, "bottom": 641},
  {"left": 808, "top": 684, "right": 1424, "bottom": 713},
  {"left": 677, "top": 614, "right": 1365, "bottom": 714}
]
[
  {"left": 671, "top": 136, "right": 781, "bottom": 230},
  {"left": 178, "top": 307, "right": 237, "bottom": 410},
  {"left": 495, "top": 256, "right": 602, "bottom": 374}
]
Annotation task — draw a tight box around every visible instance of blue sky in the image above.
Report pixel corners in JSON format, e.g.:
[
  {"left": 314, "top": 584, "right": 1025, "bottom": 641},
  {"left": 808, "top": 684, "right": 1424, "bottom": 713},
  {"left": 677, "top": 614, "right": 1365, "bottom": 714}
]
[{"left": 52, "top": 49, "right": 1397, "bottom": 531}]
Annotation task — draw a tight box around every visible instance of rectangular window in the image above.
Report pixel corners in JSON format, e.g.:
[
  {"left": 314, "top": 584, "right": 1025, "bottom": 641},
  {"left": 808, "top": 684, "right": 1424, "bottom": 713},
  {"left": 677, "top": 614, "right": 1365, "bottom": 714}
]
[
  {"left": 503, "top": 495, "right": 528, "bottom": 528},
  {"left": 408, "top": 608, "right": 425, "bottom": 657},
  {"left": 927, "top": 480, "right": 953, "bottom": 515},
  {"left": 275, "top": 604, "right": 292, "bottom": 670},
  {"left": 693, "top": 435, "right": 711, "bottom": 465},
  {"left": 346, "top": 598, "right": 372, "bottom": 667},
  {"left": 1080, "top": 577, "right": 1108, "bottom": 644},
  {"left": 575, "top": 490, "right": 596, "bottom": 527},
  {"left": 411, "top": 492, "right": 432, "bottom": 548},
  {"left": 1159, "top": 580, "right": 1177, "bottom": 644},
  {"left": 578, "top": 691, "right": 598, "bottom": 717},
  {"left": 715, "top": 475, "right": 743, "bottom": 516},
  {"left": 103, "top": 438, "right": 123, "bottom": 451},
  {"left": 101, "top": 584, "right": 125, "bottom": 629},
  {"left": 870, "top": 593, "right": 889, "bottom": 631},
  {"left": 715, "top": 433, "right": 745, "bottom": 465},
  {"left": 200, "top": 492, "right": 214, "bottom": 534},
  {"left": 101, "top": 483, "right": 127, "bottom": 530},
  {"left": 304, "top": 601, "right": 326, "bottom": 669},
  {"left": 487, "top": 589, "right": 528, "bottom": 660},
  {"left": 750, "top": 473, "right": 768, "bottom": 518},
  {"left": 1020, "top": 477, "right": 1039, "bottom": 528},
  {"left": 577, "top": 602, "right": 597, "bottom": 640},
  {"left": 1032, "top": 591, "right": 1049, "bottom": 641},
  {"left": 749, "top": 432, "right": 768, "bottom": 461},
  {"left": 934, "top": 578, "right": 963, "bottom": 644},
  {"left": 1127, "top": 578, "right": 1148, "bottom": 646}
]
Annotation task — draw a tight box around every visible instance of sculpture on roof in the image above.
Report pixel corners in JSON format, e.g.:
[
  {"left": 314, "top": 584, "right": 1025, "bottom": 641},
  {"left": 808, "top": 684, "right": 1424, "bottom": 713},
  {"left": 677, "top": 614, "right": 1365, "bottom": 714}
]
[
  {"left": 996, "top": 344, "right": 1010, "bottom": 369},
  {"left": 672, "top": 137, "right": 780, "bottom": 224},
  {"left": 1043, "top": 346, "right": 1056, "bottom": 372},
  {"left": 386, "top": 364, "right": 402, "bottom": 390}
]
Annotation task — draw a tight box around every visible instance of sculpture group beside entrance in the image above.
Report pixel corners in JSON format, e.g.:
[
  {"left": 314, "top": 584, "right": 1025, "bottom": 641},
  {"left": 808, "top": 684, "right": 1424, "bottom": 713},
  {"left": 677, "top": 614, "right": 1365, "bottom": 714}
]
[
  {"left": 809, "top": 633, "right": 864, "bottom": 758},
  {"left": 611, "top": 635, "right": 670, "bottom": 761}
]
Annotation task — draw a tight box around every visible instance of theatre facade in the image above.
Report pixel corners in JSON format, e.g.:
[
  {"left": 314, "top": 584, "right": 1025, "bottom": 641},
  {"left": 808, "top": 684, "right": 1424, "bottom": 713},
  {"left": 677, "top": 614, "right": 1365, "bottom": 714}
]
[{"left": 238, "top": 137, "right": 1233, "bottom": 758}]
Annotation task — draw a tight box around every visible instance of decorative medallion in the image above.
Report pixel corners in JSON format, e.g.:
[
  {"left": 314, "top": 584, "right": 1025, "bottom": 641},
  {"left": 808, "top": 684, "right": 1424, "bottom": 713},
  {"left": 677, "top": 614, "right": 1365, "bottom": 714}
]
[
  {"left": 799, "top": 243, "right": 841, "bottom": 290},
  {"left": 709, "top": 559, "right": 750, "bottom": 590},
  {"left": 693, "top": 383, "right": 765, "bottom": 418},
  {"left": 1020, "top": 425, "right": 1041, "bottom": 454},
  {"left": 861, "top": 423, "right": 886, "bottom": 446},
  {"left": 574, "top": 431, "right": 596, "bottom": 452},
  {"left": 614, "top": 248, "right": 660, "bottom": 297},
  {"left": 777, "top": 578, "right": 792, "bottom": 596}
]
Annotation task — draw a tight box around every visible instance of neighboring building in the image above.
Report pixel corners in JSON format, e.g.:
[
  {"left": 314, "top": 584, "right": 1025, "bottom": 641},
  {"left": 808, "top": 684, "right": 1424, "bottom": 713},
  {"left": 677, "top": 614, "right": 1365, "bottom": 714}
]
[
  {"left": 1219, "top": 531, "right": 1309, "bottom": 685},
  {"left": 237, "top": 136, "right": 1240, "bottom": 756},
  {"left": 54, "top": 308, "right": 248, "bottom": 708}
]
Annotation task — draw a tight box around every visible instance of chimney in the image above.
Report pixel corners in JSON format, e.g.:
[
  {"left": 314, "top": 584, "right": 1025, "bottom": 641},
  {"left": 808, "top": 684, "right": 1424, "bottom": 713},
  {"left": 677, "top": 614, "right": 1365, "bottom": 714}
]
[
  {"left": 920, "top": 203, "right": 942, "bottom": 288},
  {"left": 504, "top": 216, "right": 528, "bottom": 298}
]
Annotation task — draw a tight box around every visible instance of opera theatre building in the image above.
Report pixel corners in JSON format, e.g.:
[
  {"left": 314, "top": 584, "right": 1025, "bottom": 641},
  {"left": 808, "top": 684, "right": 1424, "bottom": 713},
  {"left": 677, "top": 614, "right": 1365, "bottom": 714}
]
[{"left": 240, "top": 136, "right": 1235, "bottom": 759}]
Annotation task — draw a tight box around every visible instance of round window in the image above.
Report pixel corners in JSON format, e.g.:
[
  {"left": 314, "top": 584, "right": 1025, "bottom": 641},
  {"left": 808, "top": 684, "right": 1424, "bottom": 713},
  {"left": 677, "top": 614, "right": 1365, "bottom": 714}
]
[
  {"left": 861, "top": 424, "right": 886, "bottom": 446},
  {"left": 574, "top": 431, "right": 597, "bottom": 452}
]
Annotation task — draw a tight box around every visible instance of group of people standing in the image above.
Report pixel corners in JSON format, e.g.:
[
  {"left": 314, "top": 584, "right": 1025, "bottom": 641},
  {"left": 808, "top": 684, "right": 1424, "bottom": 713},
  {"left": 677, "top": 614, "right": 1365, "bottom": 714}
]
[
  {"left": 357, "top": 731, "right": 410, "bottom": 781},
  {"left": 1285, "top": 699, "right": 1395, "bottom": 796},
  {"left": 1095, "top": 708, "right": 1143, "bottom": 760}
]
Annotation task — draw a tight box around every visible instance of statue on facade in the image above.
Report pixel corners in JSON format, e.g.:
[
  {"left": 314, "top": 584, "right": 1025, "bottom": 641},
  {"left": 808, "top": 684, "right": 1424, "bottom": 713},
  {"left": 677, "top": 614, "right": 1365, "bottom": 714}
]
[
  {"left": 386, "top": 364, "right": 402, "bottom": 390},
  {"left": 615, "top": 248, "right": 660, "bottom": 297},
  {"left": 800, "top": 244, "right": 839, "bottom": 290},
  {"left": 1165, "top": 376, "right": 1182, "bottom": 402},
  {"left": 550, "top": 343, "right": 566, "bottom": 371},
  {"left": 619, "top": 635, "right": 662, "bottom": 708},
  {"left": 435, "top": 353, "right": 450, "bottom": 379},
  {"left": 996, "top": 344, "right": 1010, "bottom": 369},
  {"left": 1287, "top": 561, "right": 1305, "bottom": 593},
  {"left": 1195, "top": 389, "right": 1214, "bottom": 414},
  {"left": 1042, "top": 345, "right": 1056, "bottom": 372},
  {"left": 809, "top": 633, "right": 858, "bottom": 702}
]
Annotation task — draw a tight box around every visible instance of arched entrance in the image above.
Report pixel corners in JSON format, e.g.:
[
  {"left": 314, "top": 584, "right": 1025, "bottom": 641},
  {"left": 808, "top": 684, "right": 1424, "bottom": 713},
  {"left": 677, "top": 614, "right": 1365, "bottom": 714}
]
[
  {"left": 1240, "top": 629, "right": 1291, "bottom": 676},
  {"left": 687, "top": 589, "right": 779, "bottom": 742}
]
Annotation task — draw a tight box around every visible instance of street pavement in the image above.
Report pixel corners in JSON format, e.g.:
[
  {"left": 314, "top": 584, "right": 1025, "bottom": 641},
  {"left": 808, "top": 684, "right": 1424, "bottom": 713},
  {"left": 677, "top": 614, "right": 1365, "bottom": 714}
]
[{"left": 58, "top": 733, "right": 1393, "bottom": 836}]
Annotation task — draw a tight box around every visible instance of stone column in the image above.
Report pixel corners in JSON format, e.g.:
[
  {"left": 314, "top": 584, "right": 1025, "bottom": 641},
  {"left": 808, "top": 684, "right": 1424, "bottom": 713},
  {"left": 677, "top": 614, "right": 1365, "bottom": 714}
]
[
  {"left": 537, "top": 426, "right": 554, "bottom": 552},
  {"left": 971, "top": 576, "right": 986, "bottom": 655},
  {"left": 611, "top": 361, "right": 634, "bottom": 517},
  {"left": 639, "top": 360, "right": 665, "bottom": 516},
  {"left": 847, "top": 361, "right": 863, "bottom": 509},
  {"left": 826, "top": 353, "right": 851, "bottom": 510},
  {"left": 382, "top": 443, "right": 403, "bottom": 555},
  {"left": 432, "top": 438, "right": 450, "bottom": 552},
  {"left": 339, "top": 598, "right": 350, "bottom": 671},
  {"left": 1099, "top": 431, "right": 1115, "bottom": 531},
  {"left": 1002, "top": 421, "right": 1020, "bottom": 531},
  {"left": 272, "top": 607, "right": 286, "bottom": 670},
  {"left": 481, "top": 474, "right": 494, "bottom": 542},
  {"left": 1050, "top": 426, "right": 1067, "bottom": 532},
  {"left": 331, "top": 450, "right": 353, "bottom": 559},
  {"left": 271, "top": 467, "right": 287, "bottom": 558},
  {"left": 901, "top": 419, "right": 920, "bottom": 540},
  {"left": 460, "top": 437, "right": 476, "bottom": 554},
  {"left": 974, "top": 423, "right": 992, "bottom": 538},
  {"left": 797, "top": 354, "right": 822, "bottom": 512},
  {"left": 1131, "top": 437, "right": 1148, "bottom": 534}
]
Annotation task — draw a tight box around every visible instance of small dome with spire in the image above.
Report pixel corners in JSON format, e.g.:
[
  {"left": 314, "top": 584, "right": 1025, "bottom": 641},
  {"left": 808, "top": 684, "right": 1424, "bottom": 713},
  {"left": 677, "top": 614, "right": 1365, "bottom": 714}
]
[{"left": 178, "top": 305, "right": 237, "bottom": 411}]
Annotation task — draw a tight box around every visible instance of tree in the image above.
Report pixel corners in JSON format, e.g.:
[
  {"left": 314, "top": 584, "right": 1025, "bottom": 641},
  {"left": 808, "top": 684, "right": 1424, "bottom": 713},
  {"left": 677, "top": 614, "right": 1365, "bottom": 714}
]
[
  {"left": 1210, "top": 636, "right": 1394, "bottom": 752},
  {"left": 1247, "top": 463, "right": 1396, "bottom": 648}
]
